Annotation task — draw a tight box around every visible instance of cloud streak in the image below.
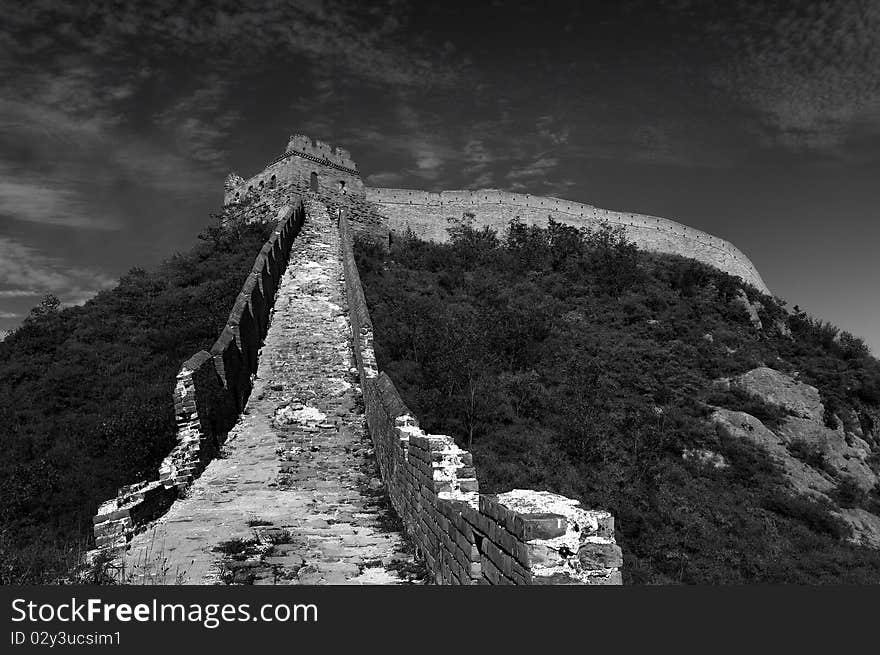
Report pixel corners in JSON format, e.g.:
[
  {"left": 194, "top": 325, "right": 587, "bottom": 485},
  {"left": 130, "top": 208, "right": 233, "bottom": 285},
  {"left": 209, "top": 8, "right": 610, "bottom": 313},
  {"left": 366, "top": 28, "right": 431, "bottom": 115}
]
[
  {"left": 0, "top": 236, "right": 116, "bottom": 306},
  {"left": 0, "top": 177, "right": 119, "bottom": 229}
]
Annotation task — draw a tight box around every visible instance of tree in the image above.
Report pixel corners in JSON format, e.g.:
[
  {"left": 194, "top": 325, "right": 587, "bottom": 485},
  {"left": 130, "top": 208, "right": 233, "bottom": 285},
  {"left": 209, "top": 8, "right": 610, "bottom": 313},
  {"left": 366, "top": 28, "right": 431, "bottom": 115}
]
[{"left": 26, "top": 294, "right": 61, "bottom": 322}]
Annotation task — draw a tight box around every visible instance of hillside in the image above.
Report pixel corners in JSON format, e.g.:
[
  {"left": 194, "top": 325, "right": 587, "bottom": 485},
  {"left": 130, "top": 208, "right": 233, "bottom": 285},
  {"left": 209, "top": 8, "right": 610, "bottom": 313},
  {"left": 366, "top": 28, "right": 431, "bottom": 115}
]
[
  {"left": 0, "top": 220, "right": 274, "bottom": 583},
  {"left": 355, "top": 218, "right": 880, "bottom": 583}
]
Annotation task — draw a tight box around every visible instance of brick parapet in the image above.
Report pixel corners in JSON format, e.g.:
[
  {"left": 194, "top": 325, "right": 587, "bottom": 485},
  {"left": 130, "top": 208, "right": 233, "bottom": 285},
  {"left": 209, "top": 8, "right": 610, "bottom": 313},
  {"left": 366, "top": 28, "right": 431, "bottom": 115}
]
[
  {"left": 91, "top": 200, "right": 306, "bottom": 552},
  {"left": 339, "top": 211, "right": 622, "bottom": 585}
]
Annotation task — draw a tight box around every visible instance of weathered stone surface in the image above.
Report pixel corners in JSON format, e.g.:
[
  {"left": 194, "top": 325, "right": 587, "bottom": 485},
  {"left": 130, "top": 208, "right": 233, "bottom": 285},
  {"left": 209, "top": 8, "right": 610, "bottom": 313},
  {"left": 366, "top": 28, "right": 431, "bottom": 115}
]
[
  {"left": 578, "top": 541, "right": 624, "bottom": 570},
  {"left": 730, "top": 367, "right": 824, "bottom": 422},
  {"left": 710, "top": 407, "right": 834, "bottom": 497},
  {"left": 778, "top": 417, "right": 877, "bottom": 491}
]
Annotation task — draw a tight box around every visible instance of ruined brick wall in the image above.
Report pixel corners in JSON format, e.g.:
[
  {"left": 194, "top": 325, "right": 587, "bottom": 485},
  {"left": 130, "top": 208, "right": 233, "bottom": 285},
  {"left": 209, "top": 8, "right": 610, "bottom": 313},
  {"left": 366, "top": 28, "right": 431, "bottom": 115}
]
[
  {"left": 340, "top": 212, "right": 622, "bottom": 584},
  {"left": 92, "top": 200, "right": 305, "bottom": 550},
  {"left": 366, "top": 187, "right": 770, "bottom": 294}
]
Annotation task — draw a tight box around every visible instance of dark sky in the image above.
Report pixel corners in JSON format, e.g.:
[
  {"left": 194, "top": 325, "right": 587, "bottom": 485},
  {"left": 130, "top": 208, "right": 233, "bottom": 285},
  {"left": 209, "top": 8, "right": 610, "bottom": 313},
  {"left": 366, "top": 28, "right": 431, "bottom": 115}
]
[{"left": 1, "top": 0, "right": 878, "bottom": 353}]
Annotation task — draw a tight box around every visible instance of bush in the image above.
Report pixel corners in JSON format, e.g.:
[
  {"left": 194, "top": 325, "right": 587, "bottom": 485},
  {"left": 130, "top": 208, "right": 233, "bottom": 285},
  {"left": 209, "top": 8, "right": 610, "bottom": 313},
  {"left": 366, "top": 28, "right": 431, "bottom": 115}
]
[
  {"left": 788, "top": 440, "right": 832, "bottom": 473},
  {"left": 762, "top": 492, "right": 851, "bottom": 540},
  {"left": 835, "top": 477, "right": 868, "bottom": 509}
]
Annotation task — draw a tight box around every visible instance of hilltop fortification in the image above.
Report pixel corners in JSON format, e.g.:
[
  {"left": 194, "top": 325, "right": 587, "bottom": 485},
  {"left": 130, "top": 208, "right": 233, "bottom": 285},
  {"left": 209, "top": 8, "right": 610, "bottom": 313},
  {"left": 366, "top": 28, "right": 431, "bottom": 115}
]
[{"left": 224, "top": 136, "right": 768, "bottom": 293}]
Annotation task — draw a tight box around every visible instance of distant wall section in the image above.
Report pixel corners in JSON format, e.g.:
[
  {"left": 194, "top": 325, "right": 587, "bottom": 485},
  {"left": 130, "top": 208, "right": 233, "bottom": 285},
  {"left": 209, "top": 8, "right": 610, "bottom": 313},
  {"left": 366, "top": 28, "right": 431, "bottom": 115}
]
[{"left": 367, "top": 187, "right": 770, "bottom": 294}]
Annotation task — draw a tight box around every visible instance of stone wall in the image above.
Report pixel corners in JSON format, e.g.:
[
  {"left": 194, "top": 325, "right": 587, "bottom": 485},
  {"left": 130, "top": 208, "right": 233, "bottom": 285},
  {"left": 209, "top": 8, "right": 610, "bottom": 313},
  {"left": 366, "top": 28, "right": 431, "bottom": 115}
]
[
  {"left": 366, "top": 187, "right": 769, "bottom": 294},
  {"left": 222, "top": 137, "right": 387, "bottom": 237},
  {"left": 339, "top": 211, "right": 622, "bottom": 584},
  {"left": 224, "top": 139, "right": 364, "bottom": 208},
  {"left": 92, "top": 200, "right": 306, "bottom": 550}
]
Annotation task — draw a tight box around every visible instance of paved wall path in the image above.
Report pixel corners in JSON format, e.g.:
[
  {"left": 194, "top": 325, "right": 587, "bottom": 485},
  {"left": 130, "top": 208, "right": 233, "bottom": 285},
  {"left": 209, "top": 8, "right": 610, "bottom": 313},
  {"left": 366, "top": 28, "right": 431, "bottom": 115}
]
[{"left": 122, "top": 199, "right": 423, "bottom": 585}]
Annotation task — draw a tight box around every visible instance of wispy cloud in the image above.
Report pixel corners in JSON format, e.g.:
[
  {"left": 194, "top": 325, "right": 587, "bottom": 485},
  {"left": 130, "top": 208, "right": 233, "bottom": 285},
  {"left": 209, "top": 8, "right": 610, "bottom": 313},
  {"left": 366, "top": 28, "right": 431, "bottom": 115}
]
[
  {"left": 154, "top": 76, "right": 241, "bottom": 168},
  {"left": 0, "top": 236, "right": 115, "bottom": 306},
  {"left": 706, "top": 1, "right": 880, "bottom": 157},
  {"left": 0, "top": 177, "right": 119, "bottom": 229}
]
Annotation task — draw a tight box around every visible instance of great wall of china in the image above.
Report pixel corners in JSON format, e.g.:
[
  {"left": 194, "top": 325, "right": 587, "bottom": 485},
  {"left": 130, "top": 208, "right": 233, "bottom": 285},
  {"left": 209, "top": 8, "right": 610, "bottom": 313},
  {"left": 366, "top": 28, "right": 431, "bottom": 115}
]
[{"left": 91, "top": 134, "right": 771, "bottom": 585}]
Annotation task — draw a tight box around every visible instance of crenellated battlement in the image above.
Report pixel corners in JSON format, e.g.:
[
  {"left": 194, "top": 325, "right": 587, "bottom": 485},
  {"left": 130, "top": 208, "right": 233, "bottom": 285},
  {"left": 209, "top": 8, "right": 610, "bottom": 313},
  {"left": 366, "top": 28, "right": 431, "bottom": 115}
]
[
  {"left": 223, "top": 135, "right": 363, "bottom": 209},
  {"left": 285, "top": 134, "right": 358, "bottom": 170}
]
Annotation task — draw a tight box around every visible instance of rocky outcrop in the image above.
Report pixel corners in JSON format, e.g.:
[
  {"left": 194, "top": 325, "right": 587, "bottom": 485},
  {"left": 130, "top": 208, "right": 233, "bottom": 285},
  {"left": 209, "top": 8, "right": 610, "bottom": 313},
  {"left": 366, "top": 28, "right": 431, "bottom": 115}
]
[
  {"left": 778, "top": 417, "right": 875, "bottom": 491},
  {"left": 709, "top": 408, "right": 834, "bottom": 498},
  {"left": 710, "top": 366, "right": 880, "bottom": 550},
  {"left": 729, "top": 366, "right": 824, "bottom": 422}
]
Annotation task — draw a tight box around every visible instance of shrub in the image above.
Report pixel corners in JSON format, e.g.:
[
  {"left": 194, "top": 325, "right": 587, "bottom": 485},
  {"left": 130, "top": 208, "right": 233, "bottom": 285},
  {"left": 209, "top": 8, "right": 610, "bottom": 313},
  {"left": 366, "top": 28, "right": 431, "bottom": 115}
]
[
  {"left": 762, "top": 492, "right": 851, "bottom": 540},
  {"left": 788, "top": 439, "right": 832, "bottom": 473},
  {"left": 834, "top": 477, "right": 868, "bottom": 509}
]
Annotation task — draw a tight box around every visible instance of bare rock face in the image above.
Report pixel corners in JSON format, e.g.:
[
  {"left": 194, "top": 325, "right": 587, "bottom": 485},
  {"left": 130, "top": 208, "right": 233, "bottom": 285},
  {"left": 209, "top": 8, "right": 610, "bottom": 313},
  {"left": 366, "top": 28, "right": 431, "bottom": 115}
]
[
  {"left": 778, "top": 417, "right": 876, "bottom": 491},
  {"left": 709, "top": 408, "right": 834, "bottom": 498},
  {"left": 731, "top": 366, "right": 824, "bottom": 422},
  {"left": 711, "top": 366, "right": 880, "bottom": 550}
]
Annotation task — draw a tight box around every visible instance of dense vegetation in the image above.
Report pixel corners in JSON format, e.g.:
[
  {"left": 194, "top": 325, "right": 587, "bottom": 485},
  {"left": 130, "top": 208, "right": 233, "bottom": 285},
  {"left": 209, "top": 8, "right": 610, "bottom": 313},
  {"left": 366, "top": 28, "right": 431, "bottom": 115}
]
[
  {"left": 355, "top": 218, "right": 880, "bottom": 583},
  {"left": 0, "top": 221, "right": 274, "bottom": 583}
]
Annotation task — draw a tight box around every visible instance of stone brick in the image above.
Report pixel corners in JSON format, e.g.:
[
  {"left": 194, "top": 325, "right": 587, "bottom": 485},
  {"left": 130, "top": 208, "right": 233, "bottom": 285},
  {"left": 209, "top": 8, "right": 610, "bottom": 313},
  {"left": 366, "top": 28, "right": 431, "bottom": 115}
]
[
  {"left": 578, "top": 541, "right": 624, "bottom": 570},
  {"left": 511, "top": 512, "right": 568, "bottom": 541}
]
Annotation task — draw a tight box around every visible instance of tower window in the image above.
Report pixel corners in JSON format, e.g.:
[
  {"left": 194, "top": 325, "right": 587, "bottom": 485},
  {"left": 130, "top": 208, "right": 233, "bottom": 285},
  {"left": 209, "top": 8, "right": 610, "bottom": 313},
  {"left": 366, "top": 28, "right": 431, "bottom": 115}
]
[{"left": 310, "top": 172, "right": 319, "bottom": 192}]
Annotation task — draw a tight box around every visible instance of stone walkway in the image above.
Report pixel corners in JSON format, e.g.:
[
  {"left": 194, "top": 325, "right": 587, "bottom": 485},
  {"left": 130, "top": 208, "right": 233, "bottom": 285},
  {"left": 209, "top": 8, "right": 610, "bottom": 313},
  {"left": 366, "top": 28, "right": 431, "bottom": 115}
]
[{"left": 122, "top": 199, "right": 423, "bottom": 585}]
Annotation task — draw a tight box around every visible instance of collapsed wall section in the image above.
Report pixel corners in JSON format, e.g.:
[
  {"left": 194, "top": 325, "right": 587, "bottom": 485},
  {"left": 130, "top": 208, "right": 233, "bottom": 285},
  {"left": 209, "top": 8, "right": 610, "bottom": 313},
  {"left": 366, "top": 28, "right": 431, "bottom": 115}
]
[
  {"left": 92, "top": 200, "right": 306, "bottom": 551},
  {"left": 339, "top": 211, "right": 622, "bottom": 585},
  {"left": 367, "top": 187, "right": 769, "bottom": 294}
]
